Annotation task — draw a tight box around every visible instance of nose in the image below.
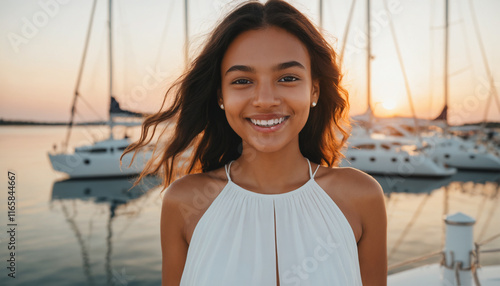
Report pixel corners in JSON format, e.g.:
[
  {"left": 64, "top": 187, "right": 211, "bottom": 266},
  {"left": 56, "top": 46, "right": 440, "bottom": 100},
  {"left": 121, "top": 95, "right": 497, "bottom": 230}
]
[{"left": 252, "top": 80, "right": 280, "bottom": 107}]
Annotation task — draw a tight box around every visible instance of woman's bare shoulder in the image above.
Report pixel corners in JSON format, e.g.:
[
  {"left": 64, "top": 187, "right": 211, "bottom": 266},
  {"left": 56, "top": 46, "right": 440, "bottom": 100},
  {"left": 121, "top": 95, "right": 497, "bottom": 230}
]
[
  {"left": 160, "top": 167, "right": 228, "bottom": 241},
  {"left": 159, "top": 170, "right": 227, "bottom": 286},
  {"left": 162, "top": 168, "right": 228, "bottom": 205},
  {"left": 313, "top": 165, "right": 385, "bottom": 242},
  {"left": 318, "top": 166, "right": 384, "bottom": 200}
]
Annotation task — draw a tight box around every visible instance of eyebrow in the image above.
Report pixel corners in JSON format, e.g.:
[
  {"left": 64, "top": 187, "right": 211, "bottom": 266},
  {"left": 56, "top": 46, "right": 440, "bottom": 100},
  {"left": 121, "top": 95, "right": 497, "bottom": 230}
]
[
  {"left": 274, "top": 61, "right": 305, "bottom": 71},
  {"left": 225, "top": 65, "right": 255, "bottom": 75},
  {"left": 224, "top": 61, "right": 305, "bottom": 75}
]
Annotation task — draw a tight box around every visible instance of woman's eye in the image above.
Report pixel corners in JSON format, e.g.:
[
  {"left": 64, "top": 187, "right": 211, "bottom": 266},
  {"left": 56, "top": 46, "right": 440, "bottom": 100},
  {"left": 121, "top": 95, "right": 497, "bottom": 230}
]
[
  {"left": 231, "top": 79, "right": 252, "bottom": 85},
  {"left": 279, "top": 76, "right": 299, "bottom": 82}
]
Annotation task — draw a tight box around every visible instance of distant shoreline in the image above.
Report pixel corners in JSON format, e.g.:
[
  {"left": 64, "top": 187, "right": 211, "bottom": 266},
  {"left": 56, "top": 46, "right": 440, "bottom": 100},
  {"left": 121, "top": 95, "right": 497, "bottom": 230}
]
[
  {"left": 0, "top": 119, "right": 107, "bottom": 126},
  {"left": 1, "top": 118, "right": 499, "bottom": 128}
]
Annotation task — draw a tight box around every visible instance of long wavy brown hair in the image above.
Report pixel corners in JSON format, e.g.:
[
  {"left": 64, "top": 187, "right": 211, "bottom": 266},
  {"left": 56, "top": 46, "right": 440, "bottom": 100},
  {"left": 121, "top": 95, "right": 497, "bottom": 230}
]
[{"left": 121, "top": 0, "right": 350, "bottom": 191}]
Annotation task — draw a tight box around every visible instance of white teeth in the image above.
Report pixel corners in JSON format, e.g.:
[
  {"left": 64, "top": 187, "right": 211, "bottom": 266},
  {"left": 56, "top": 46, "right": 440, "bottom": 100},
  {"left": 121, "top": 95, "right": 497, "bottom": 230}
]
[{"left": 250, "top": 117, "right": 287, "bottom": 127}]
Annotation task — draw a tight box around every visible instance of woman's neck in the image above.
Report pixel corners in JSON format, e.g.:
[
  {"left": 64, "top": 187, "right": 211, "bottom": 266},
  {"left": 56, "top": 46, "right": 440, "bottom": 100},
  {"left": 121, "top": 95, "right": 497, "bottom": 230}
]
[{"left": 232, "top": 141, "right": 310, "bottom": 194}]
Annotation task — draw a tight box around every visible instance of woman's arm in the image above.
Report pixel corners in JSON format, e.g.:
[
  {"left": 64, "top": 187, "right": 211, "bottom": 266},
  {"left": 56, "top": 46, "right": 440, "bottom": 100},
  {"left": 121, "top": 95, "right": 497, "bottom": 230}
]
[
  {"left": 356, "top": 176, "right": 388, "bottom": 285},
  {"left": 160, "top": 182, "right": 189, "bottom": 286}
]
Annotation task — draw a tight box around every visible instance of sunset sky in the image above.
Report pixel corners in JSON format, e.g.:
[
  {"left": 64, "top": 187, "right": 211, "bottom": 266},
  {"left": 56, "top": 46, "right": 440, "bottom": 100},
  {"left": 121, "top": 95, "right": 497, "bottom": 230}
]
[{"left": 1, "top": 0, "right": 499, "bottom": 125}]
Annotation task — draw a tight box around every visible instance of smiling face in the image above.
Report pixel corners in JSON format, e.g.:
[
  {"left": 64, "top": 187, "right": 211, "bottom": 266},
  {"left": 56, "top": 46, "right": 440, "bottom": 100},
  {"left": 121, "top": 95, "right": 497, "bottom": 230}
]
[{"left": 220, "top": 26, "right": 319, "bottom": 154}]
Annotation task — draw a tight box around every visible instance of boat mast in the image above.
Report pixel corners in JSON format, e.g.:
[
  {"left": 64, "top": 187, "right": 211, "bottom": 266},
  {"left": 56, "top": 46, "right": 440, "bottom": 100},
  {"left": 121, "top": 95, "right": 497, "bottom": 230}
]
[
  {"left": 319, "top": 0, "right": 323, "bottom": 29},
  {"left": 366, "top": 0, "right": 373, "bottom": 130},
  {"left": 108, "top": 0, "right": 115, "bottom": 140},
  {"left": 443, "top": 0, "right": 449, "bottom": 132},
  {"left": 468, "top": 0, "right": 500, "bottom": 128},
  {"left": 339, "top": 0, "right": 357, "bottom": 67},
  {"left": 184, "top": 0, "right": 189, "bottom": 69},
  {"left": 63, "top": 0, "right": 98, "bottom": 152}
]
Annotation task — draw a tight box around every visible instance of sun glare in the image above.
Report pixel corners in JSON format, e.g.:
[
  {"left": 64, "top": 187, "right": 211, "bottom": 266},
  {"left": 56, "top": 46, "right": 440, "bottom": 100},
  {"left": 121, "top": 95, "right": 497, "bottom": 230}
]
[{"left": 382, "top": 101, "right": 396, "bottom": 110}]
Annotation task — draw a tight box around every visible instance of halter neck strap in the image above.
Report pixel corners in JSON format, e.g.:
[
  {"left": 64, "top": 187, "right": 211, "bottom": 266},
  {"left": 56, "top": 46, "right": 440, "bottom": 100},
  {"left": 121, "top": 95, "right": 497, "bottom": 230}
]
[
  {"left": 306, "top": 158, "right": 321, "bottom": 179},
  {"left": 225, "top": 158, "right": 320, "bottom": 182},
  {"left": 225, "top": 161, "right": 234, "bottom": 182}
]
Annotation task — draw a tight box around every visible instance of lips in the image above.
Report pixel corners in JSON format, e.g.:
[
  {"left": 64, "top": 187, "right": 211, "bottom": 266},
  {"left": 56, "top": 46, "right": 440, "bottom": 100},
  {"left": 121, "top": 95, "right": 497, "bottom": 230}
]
[
  {"left": 250, "top": 117, "right": 287, "bottom": 127},
  {"left": 245, "top": 114, "right": 290, "bottom": 132}
]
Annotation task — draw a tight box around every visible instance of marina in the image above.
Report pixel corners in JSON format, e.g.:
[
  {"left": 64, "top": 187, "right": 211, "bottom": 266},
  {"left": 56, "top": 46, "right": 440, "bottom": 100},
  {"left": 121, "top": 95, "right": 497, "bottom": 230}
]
[
  {"left": 2, "top": 0, "right": 500, "bottom": 284},
  {"left": 1, "top": 126, "right": 500, "bottom": 285}
]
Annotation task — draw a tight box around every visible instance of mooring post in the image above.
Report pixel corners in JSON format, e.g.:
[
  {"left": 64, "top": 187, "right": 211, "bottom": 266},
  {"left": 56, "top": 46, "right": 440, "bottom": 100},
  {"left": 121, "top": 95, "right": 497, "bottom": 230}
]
[{"left": 443, "top": 212, "right": 476, "bottom": 286}]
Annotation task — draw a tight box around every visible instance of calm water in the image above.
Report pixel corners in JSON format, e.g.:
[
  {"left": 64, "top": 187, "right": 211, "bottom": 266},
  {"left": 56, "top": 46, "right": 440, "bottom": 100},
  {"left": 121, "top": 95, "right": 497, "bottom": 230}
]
[{"left": 0, "top": 126, "right": 499, "bottom": 285}]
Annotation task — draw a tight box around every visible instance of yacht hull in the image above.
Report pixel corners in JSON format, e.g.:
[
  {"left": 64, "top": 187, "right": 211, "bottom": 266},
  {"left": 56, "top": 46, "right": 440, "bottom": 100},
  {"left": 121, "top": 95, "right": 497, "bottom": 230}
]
[
  {"left": 48, "top": 139, "right": 152, "bottom": 178},
  {"left": 426, "top": 138, "right": 500, "bottom": 170},
  {"left": 341, "top": 149, "right": 456, "bottom": 177}
]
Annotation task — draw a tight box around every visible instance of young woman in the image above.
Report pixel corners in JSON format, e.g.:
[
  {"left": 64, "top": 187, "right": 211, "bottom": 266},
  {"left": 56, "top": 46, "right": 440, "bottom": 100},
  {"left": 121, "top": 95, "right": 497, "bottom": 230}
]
[{"left": 124, "top": 1, "right": 387, "bottom": 285}]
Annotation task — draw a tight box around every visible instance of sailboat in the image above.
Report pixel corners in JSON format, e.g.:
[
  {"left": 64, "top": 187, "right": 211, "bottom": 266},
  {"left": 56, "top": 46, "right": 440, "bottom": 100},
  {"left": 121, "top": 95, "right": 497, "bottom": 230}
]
[
  {"left": 339, "top": 0, "right": 456, "bottom": 177},
  {"left": 386, "top": 1, "right": 500, "bottom": 284},
  {"left": 369, "top": 0, "right": 500, "bottom": 171},
  {"left": 48, "top": 0, "right": 152, "bottom": 178},
  {"left": 372, "top": 122, "right": 500, "bottom": 170},
  {"left": 423, "top": 0, "right": 500, "bottom": 171}
]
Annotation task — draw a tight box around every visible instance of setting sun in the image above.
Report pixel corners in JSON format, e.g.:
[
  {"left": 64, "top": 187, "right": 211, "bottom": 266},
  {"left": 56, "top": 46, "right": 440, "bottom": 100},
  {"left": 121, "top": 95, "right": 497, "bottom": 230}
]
[{"left": 382, "top": 101, "right": 396, "bottom": 110}]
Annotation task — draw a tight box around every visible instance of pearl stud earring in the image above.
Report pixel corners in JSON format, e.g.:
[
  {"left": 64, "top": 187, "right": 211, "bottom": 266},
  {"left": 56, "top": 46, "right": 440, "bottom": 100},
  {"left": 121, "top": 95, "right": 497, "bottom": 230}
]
[
  {"left": 220, "top": 104, "right": 224, "bottom": 110},
  {"left": 312, "top": 102, "right": 317, "bottom": 107}
]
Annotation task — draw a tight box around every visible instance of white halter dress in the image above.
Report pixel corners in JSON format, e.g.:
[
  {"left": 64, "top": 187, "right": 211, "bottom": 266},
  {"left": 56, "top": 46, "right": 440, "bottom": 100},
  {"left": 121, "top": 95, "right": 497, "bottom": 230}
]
[{"left": 180, "top": 159, "right": 362, "bottom": 285}]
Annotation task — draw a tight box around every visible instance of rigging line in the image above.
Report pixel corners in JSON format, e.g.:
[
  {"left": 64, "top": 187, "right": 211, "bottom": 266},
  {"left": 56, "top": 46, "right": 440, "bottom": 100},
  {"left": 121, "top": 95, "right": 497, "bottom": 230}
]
[
  {"left": 382, "top": 0, "right": 422, "bottom": 143},
  {"left": 60, "top": 201, "right": 96, "bottom": 285},
  {"left": 318, "top": 0, "right": 323, "bottom": 30},
  {"left": 365, "top": 0, "right": 373, "bottom": 130},
  {"left": 117, "top": 0, "right": 139, "bottom": 100},
  {"left": 441, "top": 185, "right": 449, "bottom": 249},
  {"left": 73, "top": 110, "right": 101, "bottom": 142},
  {"left": 72, "top": 199, "right": 77, "bottom": 217},
  {"left": 78, "top": 95, "right": 105, "bottom": 121},
  {"left": 105, "top": 207, "right": 114, "bottom": 286},
  {"left": 338, "top": 0, "right": 357, "bottom": 68},
  {"left": 73, "top": 116, "right": 107, "bottom": 144},
  {"left": 108, "top": 0, "right": 114, "bottom": 103},
  {"left": 115, "top": 188, "right": 156, "bottom": 240},
  {"left": 384, "top": 193, "right": 390, "bottom": 211},
  {"left": 112, "top": 182, "right": 149, "bottom": 239},
  {"left": 478, "top": 233, "right": 500, "bottom": 247},
  {"left": 86, "top": 208, "right": 100, "bottom": 248},
  {"left": 477, "top": 186, "right": 499, "bottom": 242},
  {"left": 428, "top": 0, "right": 435, "bottom": 119},
  {"left": 388, "top": 194, "right": 430, "bottom": 259},
  {"left": 63, "top": 0, "right": 98, "bottom": 152},
  {"left": 474, "top": 184, "right": 488, "bottom": 223},
  {"left": 456, "top": 0, "right": 476, "bottom": 80},
  {"left": 117, "top": 0, "right": 129, "bottom": 98},
  {"left": 388, "top": 250, "right": 442, "bottom": 271},
  {"left": 386, "top": 194, "right": 400, "bottom": 224},
  {"left": 184, "top": 0, "right": 189, "bottom": 69},
  {"left": 444, "top": 0, "right": 449, "bottom": 132},
  {"left": 87, "top": 204, "right": 107, "bottom": 247},
  {"left": 155, "top": 0, "right": 176, "bottom": 65},
  {"left": 468, "top": 0, "right": 500, "bottom": 124},
  {"left": 448, "top": 66, "right": 472, "bottom": 78}
]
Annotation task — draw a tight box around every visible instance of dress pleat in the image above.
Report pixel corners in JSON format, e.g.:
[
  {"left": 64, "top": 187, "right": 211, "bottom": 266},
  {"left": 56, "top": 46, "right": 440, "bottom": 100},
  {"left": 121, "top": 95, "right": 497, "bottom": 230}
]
[{"left": 179, "top": 160, "right": 362, "bottom": 286}]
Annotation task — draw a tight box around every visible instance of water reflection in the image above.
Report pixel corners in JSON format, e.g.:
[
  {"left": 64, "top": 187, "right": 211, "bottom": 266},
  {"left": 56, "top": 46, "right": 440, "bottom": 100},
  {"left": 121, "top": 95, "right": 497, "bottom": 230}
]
[
  {"left": 50, "top": 176, "right": 161, "bottom": 286},
  {"left": 47, "top": 172, "right": 499, "bottom": 280},
  {"left": 376, "top": 171, "right": 500, "bottom": 272},
  {"left": 375, "top": 170, "right": 500, "bottom": 195}
]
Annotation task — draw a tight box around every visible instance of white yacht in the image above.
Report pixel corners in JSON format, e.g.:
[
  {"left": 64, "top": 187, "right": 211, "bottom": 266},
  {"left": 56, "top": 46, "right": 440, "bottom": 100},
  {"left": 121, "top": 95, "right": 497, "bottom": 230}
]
[
  {"left": 374, "top": 123, "right": 500, "bottom": 171},
  {"left": 49, "top": 136, "right": 152, "bottom": 178},
  {"left": 341, "top": 134, "right": 457, "bottom": 177},
  {"left": 48, "top": 0, "right": 152, "bottom": 178}
]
